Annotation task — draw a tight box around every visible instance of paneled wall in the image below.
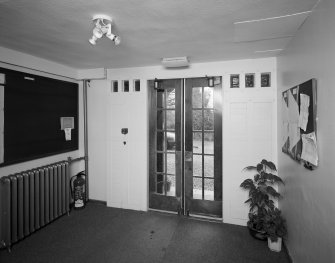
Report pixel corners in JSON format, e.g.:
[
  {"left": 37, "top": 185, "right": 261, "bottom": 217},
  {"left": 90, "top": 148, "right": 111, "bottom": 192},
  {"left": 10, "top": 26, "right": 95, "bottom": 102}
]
[{"left": 83, "top": 57, "right": 277, "bottom": 225}]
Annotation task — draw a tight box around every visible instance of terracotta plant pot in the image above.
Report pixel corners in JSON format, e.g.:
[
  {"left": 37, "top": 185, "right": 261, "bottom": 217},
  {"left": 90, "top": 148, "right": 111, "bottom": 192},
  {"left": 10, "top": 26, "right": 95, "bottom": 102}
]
[{"left": 268, "top": 237, "right": 282, "bottom": 252}]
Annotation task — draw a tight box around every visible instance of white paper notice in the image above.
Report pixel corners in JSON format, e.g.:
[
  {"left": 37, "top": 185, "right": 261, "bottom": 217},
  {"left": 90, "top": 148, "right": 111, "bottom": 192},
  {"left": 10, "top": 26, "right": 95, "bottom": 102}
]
[
  {"left": 301, "top": 132, "right": 318, "bottom": 166},
  {"left": 299, "top": 94, "right": 310, "bottom": 131},
  {"left": 288, "top": 90, "right": 300, "bottom": 151},
  {"left": 0, "top": 85, "right": 4, "bottom": 163},
  {"left": 282, "top": 96, "right": 289, "bottom": 147},
  {"left": 64, "top": 128, "right": 72, "bottom": 141}
]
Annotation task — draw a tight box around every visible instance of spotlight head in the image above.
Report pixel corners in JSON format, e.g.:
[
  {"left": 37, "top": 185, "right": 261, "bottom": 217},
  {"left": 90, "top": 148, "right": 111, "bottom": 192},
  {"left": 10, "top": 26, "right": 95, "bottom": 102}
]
[
  {"left": 89, "top": 35, "right": 97, "bottom": 45},
  {"left": 106, "top": 32, "right": 121, "bottom": 45},
  {"left": 114, "top": 35, "right": 121, "bottom": 45}
]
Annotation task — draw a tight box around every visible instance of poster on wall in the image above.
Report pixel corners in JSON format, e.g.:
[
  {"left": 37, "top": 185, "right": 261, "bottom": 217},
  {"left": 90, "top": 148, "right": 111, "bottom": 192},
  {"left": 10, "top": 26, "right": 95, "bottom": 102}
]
[{"left": 281, "top": 79, "right": 318, "bottom": 167}]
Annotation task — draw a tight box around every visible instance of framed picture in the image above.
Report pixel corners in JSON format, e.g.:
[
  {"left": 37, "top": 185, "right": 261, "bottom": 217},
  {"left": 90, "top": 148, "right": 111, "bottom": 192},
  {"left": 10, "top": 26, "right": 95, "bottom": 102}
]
[
  {"left": 230, "top": 74, "right": 240, "bottom": 88},
  {"left": 261, "top": 72, "right": 271, "bottom": 87},
  {"left": 245, "top": 73, "right": 255, "bottom": 88}
]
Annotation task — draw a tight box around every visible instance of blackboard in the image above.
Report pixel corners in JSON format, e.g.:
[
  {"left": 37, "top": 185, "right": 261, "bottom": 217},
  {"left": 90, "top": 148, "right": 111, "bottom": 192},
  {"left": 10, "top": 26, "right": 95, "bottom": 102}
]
[{"left": 0, "top": 67, "right": 78, "bottom": 167}]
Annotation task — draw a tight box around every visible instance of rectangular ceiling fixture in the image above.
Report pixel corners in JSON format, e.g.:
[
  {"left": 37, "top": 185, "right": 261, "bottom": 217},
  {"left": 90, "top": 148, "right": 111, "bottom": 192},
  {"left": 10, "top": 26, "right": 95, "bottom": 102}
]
[{"left": 161, "top": 56, "right": 189, "bottom": 68}]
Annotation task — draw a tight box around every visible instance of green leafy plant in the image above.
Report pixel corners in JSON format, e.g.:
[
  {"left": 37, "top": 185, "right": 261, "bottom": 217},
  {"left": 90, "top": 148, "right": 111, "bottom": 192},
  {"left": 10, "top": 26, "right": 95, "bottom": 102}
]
[
  {"left": 241, "top": 159, "right": 284, "bottom": 232},
  {"left": 263, "top": 208, "right": 287, "bottom": 242}
]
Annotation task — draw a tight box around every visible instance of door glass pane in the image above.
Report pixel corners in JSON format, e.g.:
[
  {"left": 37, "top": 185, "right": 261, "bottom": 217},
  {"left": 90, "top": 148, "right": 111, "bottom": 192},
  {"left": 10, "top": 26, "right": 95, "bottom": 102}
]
[
  {"left": 204, "top": 155, "right": 214, "bottom": 178},
  {"left": 157, "top": 110, "right": 164, "bottom": 130},
  {"left": 204, "top": 178, "right": 214, "bottom": 201},
  {"left": 204, "top": 110, "right": 214, "bottom": 130},
  {"left": 192, "top": 87, "right": 202, "bottom": 108},
  {"left": 166, "top": 175, "right": 175, "bottom": 196},
  {"left": 167, "top": 153, "right": 175, "bottom": 174},
  {"left": 156, "top": 173, "right": 164, "bottom": 194},
  {"left": 193, "top": 154, "right": 202, "bottom": 177},
  {"left": 156, "top": 153, "right": 165, "bottom": 173},
  {"left": 157, "top": 91, "right": 165, "bottom": 108},
  {"left": 166, "top": 132, "right": 175, "bottom": 151},
  {"left": 166, "top": 88, "right": 175, "bottom": 109},
  {"left": 193, "top": 132, "right": 202, "bottom": 154},
  {"left": 166, "top": 110, "right": 175, "bottom": 130},
  {"left": 193, "top": 177, "right": 202, "bottom": 200},
  {"left": 204, "top": 132, "right": 214, "bottom": 154},
  {"left": 204, "top": 87, "right": 214, "bottom": 108},
  {"left": 157, "top": 131, "right": 164, "bottom": 151},
  {"left": 192, "top": 110, "right": 202, "bottom": 131}
]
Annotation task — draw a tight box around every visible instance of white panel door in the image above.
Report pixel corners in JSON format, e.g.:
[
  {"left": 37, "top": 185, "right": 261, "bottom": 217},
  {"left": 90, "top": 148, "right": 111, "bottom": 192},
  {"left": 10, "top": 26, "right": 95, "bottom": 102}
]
[{"left": 223, "top": 94, "right": 276, "bottom": 225}]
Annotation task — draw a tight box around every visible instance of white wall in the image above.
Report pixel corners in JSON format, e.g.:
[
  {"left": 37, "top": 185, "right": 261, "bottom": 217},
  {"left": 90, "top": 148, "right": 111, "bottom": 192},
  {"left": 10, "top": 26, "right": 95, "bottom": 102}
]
[
  {"left": 0, "top": 47, "right": 85, "bottom": 177},
  {"left": 84, "top": 57, "right": 277, "bottom": 224},
  {"left": 277, "top": 0, "right": 335, "bottom": 262}
]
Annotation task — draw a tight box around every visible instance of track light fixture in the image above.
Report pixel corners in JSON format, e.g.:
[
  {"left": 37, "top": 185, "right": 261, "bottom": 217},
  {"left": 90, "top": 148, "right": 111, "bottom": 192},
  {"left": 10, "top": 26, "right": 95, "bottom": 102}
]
[{"left": 89, "top": 14, "right": 121, "bottom": 46}]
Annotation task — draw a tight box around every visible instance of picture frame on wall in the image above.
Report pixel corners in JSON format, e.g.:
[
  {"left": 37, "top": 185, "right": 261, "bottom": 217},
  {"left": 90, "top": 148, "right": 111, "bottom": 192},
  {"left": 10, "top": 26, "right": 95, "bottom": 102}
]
[
  {"left": 261, "top": 72, "right": 271, "bottom": 87},
  {"left": 245, "top": 73, "right": 255, "bottom": 88},
  {"left": 230, "top": 74, "right": 240, "bottom": 88}
]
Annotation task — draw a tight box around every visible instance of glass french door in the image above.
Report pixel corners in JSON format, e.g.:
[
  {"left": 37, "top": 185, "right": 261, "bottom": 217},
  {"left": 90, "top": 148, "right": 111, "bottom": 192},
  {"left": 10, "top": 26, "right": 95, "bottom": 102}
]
[{"left": 149, "top": 77, "right": 222, "bottom": 218}]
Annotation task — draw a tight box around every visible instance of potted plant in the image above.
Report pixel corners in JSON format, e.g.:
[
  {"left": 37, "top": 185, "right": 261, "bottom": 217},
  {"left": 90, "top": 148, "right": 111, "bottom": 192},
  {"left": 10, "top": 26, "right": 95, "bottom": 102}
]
[
  {"left": 240, "top": 159, "right": 284, "bottom": 240},
  {"left": 264, "top": 208, "right": 287, "bottom": 252}
]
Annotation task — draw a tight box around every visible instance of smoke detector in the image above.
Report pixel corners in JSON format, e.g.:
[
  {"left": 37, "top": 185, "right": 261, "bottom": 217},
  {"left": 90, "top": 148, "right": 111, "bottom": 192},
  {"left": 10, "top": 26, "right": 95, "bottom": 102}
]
[
  {"left": 161, "top": 56, "right": 189, "bottom": 68},
  {"left": 89, "top": 14, "right": 121, "bottom": 46}
]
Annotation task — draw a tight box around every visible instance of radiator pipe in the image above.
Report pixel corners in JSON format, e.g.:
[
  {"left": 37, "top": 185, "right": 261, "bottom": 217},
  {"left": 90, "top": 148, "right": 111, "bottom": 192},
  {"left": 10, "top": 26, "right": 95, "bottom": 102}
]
[{"left": 83, "top": 80, "right": 89, "bottom": 202}]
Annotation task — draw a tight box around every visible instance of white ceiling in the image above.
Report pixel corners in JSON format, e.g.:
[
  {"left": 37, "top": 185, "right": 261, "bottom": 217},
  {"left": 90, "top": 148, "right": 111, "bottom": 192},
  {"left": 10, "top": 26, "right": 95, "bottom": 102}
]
[{"left": 0, "top": 0, "right": 319, "bottom": 69}]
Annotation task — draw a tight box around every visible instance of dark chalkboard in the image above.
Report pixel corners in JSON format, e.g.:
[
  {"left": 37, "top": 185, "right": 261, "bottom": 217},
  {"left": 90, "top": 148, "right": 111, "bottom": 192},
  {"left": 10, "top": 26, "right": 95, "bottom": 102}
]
[{"left": 0, "top": 67, "right": 78, "bottom": 166}]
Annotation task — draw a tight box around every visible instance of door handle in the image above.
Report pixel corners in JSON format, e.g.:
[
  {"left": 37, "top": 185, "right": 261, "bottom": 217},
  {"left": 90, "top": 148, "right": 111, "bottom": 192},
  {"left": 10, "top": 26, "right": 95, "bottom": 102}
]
[{"left": 185, "top": 151, "right": 192, "bottom": 162}]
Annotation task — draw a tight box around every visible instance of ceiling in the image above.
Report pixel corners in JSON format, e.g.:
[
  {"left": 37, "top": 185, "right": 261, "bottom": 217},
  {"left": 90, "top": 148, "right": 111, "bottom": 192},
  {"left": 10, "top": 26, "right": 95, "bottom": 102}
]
[{"left": 0, "top": 0, "right": 320, "bottom": 69}]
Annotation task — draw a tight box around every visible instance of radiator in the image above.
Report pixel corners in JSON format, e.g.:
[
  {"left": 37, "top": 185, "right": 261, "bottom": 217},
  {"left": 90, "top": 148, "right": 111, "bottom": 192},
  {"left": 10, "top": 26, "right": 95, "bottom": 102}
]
[{"left": 0, "top": 161, "right": 70, "bottom": 251}]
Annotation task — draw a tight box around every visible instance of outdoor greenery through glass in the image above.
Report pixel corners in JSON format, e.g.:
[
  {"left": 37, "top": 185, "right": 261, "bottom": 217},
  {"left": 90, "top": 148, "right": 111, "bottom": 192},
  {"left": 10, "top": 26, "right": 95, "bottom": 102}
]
[{"left": 192, "top": 86, "right": 214, "bottom": 201}]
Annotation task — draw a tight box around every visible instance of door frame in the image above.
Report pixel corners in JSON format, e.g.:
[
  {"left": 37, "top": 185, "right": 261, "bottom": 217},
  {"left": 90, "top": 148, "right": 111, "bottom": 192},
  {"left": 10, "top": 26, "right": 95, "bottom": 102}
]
[{"left": 148, "top": 77, "right": 223, "bottom": 218}]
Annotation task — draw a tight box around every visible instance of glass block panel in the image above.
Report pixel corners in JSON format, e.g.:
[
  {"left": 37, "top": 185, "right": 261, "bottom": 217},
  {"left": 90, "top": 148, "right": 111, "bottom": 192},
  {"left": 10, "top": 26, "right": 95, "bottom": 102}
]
[
  {"left": 193, "top": 132, "right": 202, "bottom": 154},
  {"left": 166, "top": 110, "right": 175, "bottom": 130},
  {"left": 166, "top": 175, "right": 176, "bottom": 196},
  {"left": 112, "top": 80, "right": 118, "bottom": 92},
  {"left": 157, "top": 110, "right": 164, "bottom": 130},
  {"left": 166, "top": 153, "right": 175, "bottom": 175},
  {"left": 134, "top": 79, "right": 140, "bottom": 92},
  {"left": 157, "top": 91, "right": 165, "bottom": 108},
  {"left": 204, "top": 178, "right": 214, "bottom": 201},
  {"left": 192, "top": 110, "right": 202, "bottom": 131},
  {"left": 123, "top": 80, "right": 129, "bottom": 92},
  {"left": 193, "top": 177, "right": 202, "bottom": 200},
  {"left": 156, "top": 173, "right": 164, "bottom": 194},
  {"left": 166, "top": 88, "right": 176, "bottom": 108},
  {"left": 157, "top": 131, "right": 164, "bottom": 151},
  {"left": 156, "top": 153, "right": 165, "bottom": 173},
  {"left": 204, "top": 110, "right": 214, "bottom": 130},
  {"left": 166, "top": 132, "right": 176, "bottom": 152},
  {"left": 193, "top": 154, "right": 202, "bottom": 177},
  {"left": 204, "top": 132, "right": 214, "bottom": 154},
  {"left": 192, "top": 87, "right": 202, "bottom": 108},
  {"left": 203, "top": 87, "right": 214, "bottom": 108},
  {"left": 204, "top": 155, "right": 214, "bottom": 178}
]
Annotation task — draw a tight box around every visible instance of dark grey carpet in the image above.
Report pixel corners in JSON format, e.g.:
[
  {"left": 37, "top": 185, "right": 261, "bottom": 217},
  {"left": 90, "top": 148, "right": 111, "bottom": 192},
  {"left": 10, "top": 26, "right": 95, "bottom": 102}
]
[{"left": 0, "top": 203, "right": 290, "bottom": 263}]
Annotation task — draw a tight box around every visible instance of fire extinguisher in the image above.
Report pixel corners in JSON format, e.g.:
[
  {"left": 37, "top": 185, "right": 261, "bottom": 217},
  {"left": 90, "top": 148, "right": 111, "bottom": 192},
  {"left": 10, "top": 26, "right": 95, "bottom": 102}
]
[{"left": 70, "top": 171, "right": 86, "bottom": 210}]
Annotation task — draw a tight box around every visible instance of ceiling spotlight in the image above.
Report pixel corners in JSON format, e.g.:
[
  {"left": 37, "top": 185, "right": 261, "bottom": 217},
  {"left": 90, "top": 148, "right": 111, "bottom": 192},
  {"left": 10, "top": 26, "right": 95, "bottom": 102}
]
[{"left": 89, "top": 14, "right": 121, "bottom": 46}]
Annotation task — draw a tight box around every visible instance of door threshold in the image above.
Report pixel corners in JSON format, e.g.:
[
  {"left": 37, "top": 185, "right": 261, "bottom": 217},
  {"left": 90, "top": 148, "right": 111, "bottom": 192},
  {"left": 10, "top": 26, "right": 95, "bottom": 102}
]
[
  {"left": 189, "top": 213, "right": 223, "bottom": 223},
  {"left": 148, "top": 208, "right": 178, "bottom": 215}
]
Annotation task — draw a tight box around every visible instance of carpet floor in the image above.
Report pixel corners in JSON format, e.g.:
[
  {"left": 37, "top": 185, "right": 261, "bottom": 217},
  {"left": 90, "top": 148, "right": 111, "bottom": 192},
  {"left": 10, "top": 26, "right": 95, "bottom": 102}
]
[{"left": 0, "top": 202, "right": 290, "bottom": 263}]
